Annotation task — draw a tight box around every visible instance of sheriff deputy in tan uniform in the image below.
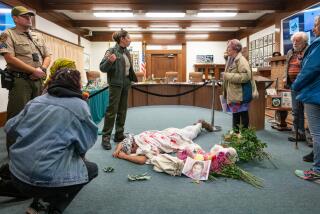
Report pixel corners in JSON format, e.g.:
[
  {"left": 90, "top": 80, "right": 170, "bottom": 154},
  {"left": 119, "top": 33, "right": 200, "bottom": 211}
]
[{"left": 0, "top": 6, "right": 51, "bottom": 153}]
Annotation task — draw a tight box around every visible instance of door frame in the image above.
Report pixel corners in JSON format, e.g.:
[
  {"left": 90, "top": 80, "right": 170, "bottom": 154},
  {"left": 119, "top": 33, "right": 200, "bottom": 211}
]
[{"left": 145, "top": 48, "right": 186, "bottom": 82}]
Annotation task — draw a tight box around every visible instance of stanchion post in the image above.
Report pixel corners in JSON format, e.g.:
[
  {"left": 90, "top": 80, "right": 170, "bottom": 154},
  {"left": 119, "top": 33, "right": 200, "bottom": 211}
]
[{"left": 211, "top": 79, "right": 222, "bottom": 132}]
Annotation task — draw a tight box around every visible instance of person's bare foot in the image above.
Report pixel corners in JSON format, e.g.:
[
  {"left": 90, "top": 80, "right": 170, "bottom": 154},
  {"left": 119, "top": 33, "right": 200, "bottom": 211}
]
[{"left": 198, "top": 120, "right": 213, "bottom": 132}]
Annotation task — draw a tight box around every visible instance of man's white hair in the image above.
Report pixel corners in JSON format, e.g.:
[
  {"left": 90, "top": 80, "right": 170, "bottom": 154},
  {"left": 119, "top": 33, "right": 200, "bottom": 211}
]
[{"left": 291, "top": 32, "right": 308, "bottom": 43}]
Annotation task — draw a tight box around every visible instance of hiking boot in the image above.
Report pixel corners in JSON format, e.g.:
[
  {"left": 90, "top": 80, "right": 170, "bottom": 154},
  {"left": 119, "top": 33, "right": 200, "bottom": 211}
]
[
  {"left": 198, "top": 120, "right": 213, "bottom": 132},
  {"left": 303, "top": 151, "right": 314, "bottom": 163},
  {"left": 295, "top": 169, "right": 320, "bottom": 181},
  {"left": 101, "top": 136, "right": 112, "bottom": 150},
  {"left": 114, "top": 133, "right": 125, "bottom": 143},
  {"left": 288, "top": 133, "right": 306, "bottom": 142}
]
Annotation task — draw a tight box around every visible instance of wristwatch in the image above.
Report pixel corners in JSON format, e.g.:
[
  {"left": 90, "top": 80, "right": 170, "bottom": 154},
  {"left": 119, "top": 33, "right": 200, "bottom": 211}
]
[{"left": 40, "top": 67, "right": 47, "bottom": 73}]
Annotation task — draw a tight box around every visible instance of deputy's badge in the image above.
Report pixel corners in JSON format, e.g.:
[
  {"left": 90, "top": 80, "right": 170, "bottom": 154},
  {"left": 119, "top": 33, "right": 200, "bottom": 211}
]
[{"left": 0, "top": 33, "right": 8, "bottom": 43}]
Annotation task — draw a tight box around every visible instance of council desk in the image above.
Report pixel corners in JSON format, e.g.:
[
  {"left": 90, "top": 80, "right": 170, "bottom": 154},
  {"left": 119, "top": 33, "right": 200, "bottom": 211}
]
[{"left": 128, "top": 76, "right": 272, "bottom": 130}]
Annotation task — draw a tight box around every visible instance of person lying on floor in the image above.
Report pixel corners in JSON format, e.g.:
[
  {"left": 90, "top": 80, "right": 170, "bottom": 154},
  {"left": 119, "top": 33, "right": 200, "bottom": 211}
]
[
  {"left": 4, "top": 68, "right": 98, "bottom": 214},
  {"left": 112, "top": 120, "right": 213, "bottom": 164}
]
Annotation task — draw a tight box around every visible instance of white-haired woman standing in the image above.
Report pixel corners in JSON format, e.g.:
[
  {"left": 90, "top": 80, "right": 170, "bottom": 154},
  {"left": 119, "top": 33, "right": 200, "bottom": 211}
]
[{"left": 223, "top": 39, "right": 252, "bottom": 131}]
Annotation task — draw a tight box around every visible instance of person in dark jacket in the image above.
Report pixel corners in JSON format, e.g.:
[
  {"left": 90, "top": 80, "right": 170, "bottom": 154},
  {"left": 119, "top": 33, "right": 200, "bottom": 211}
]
[
  {"left": 5, "top": 68, "right": 98, "bottom": 213},
  {"left": 100, "top": 29, "right": 137, "bottom": 150},
  {"left": 293, "top": 16, "right": 320, "bottom": 182}
]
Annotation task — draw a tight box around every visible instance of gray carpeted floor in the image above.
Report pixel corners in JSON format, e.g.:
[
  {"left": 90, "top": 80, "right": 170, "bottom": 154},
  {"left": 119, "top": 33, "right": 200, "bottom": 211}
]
[{"left": 0, "top": 106, "right": 319, "bottom": 214}]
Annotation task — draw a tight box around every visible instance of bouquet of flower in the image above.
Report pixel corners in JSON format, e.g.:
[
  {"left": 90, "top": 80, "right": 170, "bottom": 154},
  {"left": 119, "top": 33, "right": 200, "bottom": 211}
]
[
  {"left": 177, "top": 145, "right": 264, "bottom": 188},
  {"left": 208, "top": 144, "right": 264, "bottom": 188},
  {"left": 222, "top": 127, "right": 271, "bottom": 163}
]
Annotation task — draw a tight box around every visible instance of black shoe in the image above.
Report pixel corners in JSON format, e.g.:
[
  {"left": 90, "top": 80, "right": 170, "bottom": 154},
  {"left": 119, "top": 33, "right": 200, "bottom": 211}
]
[
  {"left": 288, "top": 133, "right": 306, "bottom": 142},
  {"left": 303, "top": 151, "right": 314, "bottom": 163},
  {"left": 101, "top": 136, "right": 112, "bottom": 150},
  {"left": 114, "top": 133, "right": 125, "bottom": 143},
  {"left": 26, "top": 199, "right": 49, "bottom": 214}
]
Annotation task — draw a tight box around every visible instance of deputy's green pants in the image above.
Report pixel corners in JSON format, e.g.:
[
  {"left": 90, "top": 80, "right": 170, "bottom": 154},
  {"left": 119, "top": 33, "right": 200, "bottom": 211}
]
[
  {"left": 102, "top": 79, "right": 130, "bottom": 138},
  {"left": 6, "top": 77, "right": 42, "bottom": 153}
]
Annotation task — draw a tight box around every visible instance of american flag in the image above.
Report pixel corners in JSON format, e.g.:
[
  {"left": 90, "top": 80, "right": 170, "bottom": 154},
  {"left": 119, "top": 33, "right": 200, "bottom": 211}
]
[{"left": 140, "top": 51, "right": 146, "bottom": 79}]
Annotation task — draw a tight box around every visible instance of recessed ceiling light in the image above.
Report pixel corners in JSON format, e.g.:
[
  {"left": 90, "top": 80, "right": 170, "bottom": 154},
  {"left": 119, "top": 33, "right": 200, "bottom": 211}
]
[
  {"left": 107, "top": 27, "right": 142, "bottom": 31},
  {"left": 108, "top": 24, "right": 138, "bottom": 28},
  {"left": 185, "top": 34, "right": 209, "bottom": 39},
  {"left": 146, "top": 12, "right": 185, "bottom": 18},
  {"left": 130, "top": 34, "right": 142, "bottom": 38},
  {"left": 152, "top": 34, "right": 176, "bottom": 39},
  {"left": 186, "top": 28, "right": 219, "bottom": 31},
  {"left": 93, "top": 12, "right": 134, "bottom": 18},
  {"left": 149, "top": 24, "right": 179, "bottom": 28},
  {"left": 148, "top": 28, "right": 180, "bottom": 31},
  {"left": 196, "top": 12, "right": 237, "bottom": 17}
]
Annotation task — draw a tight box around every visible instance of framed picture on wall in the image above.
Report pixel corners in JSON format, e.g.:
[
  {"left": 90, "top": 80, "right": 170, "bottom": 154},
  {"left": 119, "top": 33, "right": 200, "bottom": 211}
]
[
  {"left": 264, "top": 36, "right": 268, "bottom": 46},
  {"left": 259, "top": 38, "right": 263, "bottom": 48},
  {"left": 259, "top": 48, "right": 263, "bottom": 58},
  {"left": 263, "top": 46, "right": 267, "bottom": 57},
  {"left": 268, "top": 34, "right": 273, "bottom": 45},
  {"left": 273, "top": 33, "right": 276, "bottom": 43},
  {"left": 268, "top": 45, "right": 273, "bottom": 56}
]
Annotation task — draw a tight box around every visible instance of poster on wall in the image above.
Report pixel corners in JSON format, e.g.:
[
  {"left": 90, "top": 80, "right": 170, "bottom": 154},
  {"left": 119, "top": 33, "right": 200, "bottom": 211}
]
[
  {"left": 196, "top": 55, "right": 214, "bottom": 64},
  {"left": 289, "top": 17, "right": 299, "bottom": 34}
]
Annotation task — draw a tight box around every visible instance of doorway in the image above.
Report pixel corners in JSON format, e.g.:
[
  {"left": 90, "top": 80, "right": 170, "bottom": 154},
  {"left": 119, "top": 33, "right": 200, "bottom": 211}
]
[{"left": 145, "top": 49, "right": 185, "bottom": 81}]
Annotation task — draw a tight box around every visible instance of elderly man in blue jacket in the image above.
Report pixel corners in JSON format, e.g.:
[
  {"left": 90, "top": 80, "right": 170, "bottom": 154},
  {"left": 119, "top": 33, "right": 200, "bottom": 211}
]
[{"left": 293, "top": 15, "right": 320, "bottom": 182}]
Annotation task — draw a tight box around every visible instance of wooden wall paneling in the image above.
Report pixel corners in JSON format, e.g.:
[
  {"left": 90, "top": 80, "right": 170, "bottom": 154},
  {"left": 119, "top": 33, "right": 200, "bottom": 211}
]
[
  {"left": 194, "top": 86, "right": 212, "bottom": 109},
  {"left": 181, "top": 43, "right": 187, "bottom": 82},
  {"left": 131, "top": 86, "right": 148, "bottom": 107},
  {"left": 249, "top": 82, "right": 266, "bottom": 130},
  {"left": 0, "top": 111, "right": 7, "bottom": 127},
  {"left": 147, "top": 85, "right": 179, "bottom": 105},
  {"left": 179, "top": 85, "right": 195, "bottom": 106},
  {"left": 146, "top": 53, "right": 152, "bottom": 79}
]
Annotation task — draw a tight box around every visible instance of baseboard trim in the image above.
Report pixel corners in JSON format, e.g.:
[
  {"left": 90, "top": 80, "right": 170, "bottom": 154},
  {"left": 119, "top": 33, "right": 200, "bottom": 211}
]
[{"left": 0, "top": 112, "right": 7, "bottom": 127}]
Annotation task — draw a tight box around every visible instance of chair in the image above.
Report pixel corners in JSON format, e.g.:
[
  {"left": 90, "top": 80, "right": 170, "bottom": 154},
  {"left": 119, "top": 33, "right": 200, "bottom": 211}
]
[
  {"left": 165, "top": 71, "right": 178, "bottom": 83},
  {"left": 189, "top": 72, "right": 203, "bottom": 82},
  {"left": 135, "top": 71, "right": 145, "bottom": 82}
]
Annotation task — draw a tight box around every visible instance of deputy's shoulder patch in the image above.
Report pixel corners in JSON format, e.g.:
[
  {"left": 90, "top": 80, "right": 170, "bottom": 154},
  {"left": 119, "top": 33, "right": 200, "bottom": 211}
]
[{"left": 0, "top": 32, "right": 8, "bottom": 43}]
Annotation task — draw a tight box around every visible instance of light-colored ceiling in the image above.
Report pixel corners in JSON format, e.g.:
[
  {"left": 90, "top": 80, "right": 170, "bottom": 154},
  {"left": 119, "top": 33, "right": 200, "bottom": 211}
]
[{"left": 2, "top": 0, "right": 319, "bottom": 42}]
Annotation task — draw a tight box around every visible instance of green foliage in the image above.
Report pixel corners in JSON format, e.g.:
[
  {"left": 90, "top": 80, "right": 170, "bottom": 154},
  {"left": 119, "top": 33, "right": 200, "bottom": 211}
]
[
  {"left": 209, "top": 164, "right": 264, "bottom": 188},
  {"left": 222, "top": 127, "right": 270, "bottom": 162}
]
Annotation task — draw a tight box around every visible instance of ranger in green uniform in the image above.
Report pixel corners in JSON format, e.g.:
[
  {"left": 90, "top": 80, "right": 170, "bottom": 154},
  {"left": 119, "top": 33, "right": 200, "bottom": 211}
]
[
  {"left": 0, "top": 6, "right": 51, "bottom": 152},
  {"left": 100, "top": 30, "right": 137, "bottom": 150}
]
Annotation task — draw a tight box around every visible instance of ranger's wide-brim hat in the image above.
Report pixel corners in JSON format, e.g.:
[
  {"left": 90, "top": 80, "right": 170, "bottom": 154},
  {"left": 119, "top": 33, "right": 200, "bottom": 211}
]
[{"left": 11, "top": 6, "right": 35, "bottom": 16}]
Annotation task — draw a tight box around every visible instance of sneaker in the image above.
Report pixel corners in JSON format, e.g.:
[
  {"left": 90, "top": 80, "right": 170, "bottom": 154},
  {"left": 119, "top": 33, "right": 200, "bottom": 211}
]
[
  {"left": 303, "top": 151, "right": 314, "bottom": 162},
  {"left": 26, "top": 199, "right": 48, "bottom": 214},
  {"left": 114, "top": 133, "right": 125, "bottom": 143},
  {"left": 101, "top": 136, "right": 112, "bottom": 150},
  {"left": 295, "top": 169, "right": 320, "bottom": 181},
  {"left": 198, "top": 120, "right": 213, "bottom": 132},
  {"left": 288, "top": 133, "right": 306, "bottom": 142}
]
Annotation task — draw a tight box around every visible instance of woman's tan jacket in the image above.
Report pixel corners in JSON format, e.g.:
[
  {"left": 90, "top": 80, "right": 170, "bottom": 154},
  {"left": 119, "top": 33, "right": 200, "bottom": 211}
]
[{"left": 222, "top": 52, "right": 252, "bottom": 104}]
